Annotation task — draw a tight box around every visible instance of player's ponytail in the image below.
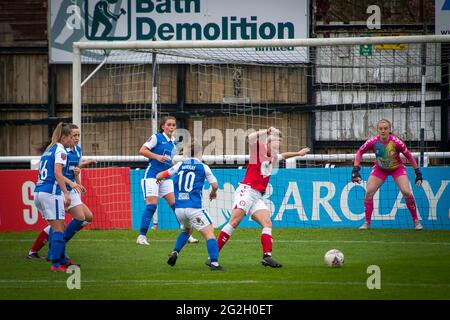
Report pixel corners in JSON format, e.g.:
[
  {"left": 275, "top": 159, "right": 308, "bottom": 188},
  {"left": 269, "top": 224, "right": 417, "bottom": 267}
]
[{"left": 47, "top": 122, "right": 71, "bottom": 150}]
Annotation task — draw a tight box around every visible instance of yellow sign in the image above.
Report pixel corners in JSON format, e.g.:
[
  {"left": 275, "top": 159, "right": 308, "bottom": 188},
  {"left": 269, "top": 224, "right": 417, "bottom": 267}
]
[{"left": 374, "top": 33, "right": 406, "bottom": 50}]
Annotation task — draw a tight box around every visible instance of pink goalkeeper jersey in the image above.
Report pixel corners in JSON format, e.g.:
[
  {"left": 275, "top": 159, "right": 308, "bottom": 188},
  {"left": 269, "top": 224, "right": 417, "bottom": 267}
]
[{"left": 355, "top": 135, "right": 417, "bottom": 170}]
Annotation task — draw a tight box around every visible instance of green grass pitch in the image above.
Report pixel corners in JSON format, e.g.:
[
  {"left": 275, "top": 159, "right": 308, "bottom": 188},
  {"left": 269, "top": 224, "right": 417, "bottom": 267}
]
[{"left": 0, "top": 228, "right": 449, "bottom": 300}]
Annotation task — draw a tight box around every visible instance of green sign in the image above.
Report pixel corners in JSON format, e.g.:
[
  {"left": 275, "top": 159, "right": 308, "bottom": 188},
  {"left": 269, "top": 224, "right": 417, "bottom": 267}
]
[
  {"left": 360, "top": 43, "right": 372, "bottom": 56},
  {"left": 359, "top": 34, "right": 373, "bottom": 57}
]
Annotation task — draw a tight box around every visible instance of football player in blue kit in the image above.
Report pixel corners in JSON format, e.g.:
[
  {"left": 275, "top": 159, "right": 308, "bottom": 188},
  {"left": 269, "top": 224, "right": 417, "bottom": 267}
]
[
  {"left": 28, "top": 124, "right": 96, "bottom": 264},
  {"left": 33, "top": 122, "right": 73, "bottom": 272},
  {"left": 156, "top": 140, "right": 223, "bottom": 271},
  {"left": 137, "top": 116, "right": 198, "bottom": 245}
]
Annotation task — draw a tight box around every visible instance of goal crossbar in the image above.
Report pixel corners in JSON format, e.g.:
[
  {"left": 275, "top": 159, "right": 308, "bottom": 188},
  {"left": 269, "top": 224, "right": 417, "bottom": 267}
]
[{"left": 73, "top": 35, "right": 450, "bottom": 51}]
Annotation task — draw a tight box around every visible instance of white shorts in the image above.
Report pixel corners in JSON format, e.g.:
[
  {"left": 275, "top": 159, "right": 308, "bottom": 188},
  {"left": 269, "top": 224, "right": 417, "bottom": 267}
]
[
  {"left": 174, "top": 208, "right": 213, "bottom": 231},
  {"left": 67, "top": 189, "right": 83, "bottom": 210},
  {"left": 141, "top": 178, "right": 174, "bottom": 199},
  {"left": 232, "top": 184, "right": 269, "bottom": 217},
  {"left": 34, "top": 192, "right": 66, "bottom": 221}
]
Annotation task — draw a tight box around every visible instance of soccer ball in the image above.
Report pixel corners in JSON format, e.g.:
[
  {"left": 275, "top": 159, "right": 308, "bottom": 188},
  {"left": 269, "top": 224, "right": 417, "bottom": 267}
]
[{"left": 324, "top": 249, "right": 344, "bottom": 268}]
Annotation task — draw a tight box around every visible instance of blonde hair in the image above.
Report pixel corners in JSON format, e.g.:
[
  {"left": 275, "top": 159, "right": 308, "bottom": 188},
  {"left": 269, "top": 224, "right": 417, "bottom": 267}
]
[
  {"left": 47, "top": 122, "right": 72, "bottom": 150},
  {"left": 377, "top": 119, "right": 392, "bottom": 134}
]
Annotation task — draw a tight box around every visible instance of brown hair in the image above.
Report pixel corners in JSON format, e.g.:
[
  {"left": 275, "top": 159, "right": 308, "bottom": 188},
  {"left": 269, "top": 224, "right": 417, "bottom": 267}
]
[
  {"left": 47, "top": 122, "right": 72, "bottom": 150},
  {"left": 159, "top": 116, "right": 176, "bottom": 133}
]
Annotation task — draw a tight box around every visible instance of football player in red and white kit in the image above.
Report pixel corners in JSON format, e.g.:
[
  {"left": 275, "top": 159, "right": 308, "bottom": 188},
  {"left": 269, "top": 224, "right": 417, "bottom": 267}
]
[{"left": 212, "top": 127, "right": 310, "bottom": 268}]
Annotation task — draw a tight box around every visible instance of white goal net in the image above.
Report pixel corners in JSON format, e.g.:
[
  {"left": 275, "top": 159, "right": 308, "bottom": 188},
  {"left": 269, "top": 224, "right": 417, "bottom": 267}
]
[{"left": 73, "top": 35, "right": 450, "bottom": 230}]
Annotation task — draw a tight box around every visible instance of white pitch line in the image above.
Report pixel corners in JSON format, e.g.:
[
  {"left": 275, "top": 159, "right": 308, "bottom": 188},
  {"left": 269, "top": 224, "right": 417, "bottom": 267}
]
[
  {"left": 1, "top": 239, "right": 450, "bottom": 246},
  {"left": 0, "top": 279, "right": 449, "bottom": 289}
]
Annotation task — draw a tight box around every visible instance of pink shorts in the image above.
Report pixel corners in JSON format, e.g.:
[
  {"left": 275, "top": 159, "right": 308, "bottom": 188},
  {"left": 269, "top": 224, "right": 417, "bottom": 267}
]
[{"left": 370, "top": 165, "right": 407, "bottom": 182}]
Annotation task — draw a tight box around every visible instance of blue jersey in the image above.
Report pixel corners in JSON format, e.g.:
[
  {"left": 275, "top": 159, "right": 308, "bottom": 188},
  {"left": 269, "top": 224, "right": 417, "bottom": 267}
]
[
  {"left": 143, "top": 132, "right": 176, "bottom": 179},
  {"left": 169, "top": 158, "right": 217, "bottom": 209},
  {"left": 34, "top": 143, "right": 68, "bottom": 195},
  {"left": 64, "top": 145, "right": 82, "bottom": 191}
]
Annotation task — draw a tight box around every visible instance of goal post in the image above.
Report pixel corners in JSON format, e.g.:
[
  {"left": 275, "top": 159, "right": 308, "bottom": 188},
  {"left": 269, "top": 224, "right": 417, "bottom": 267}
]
[{"left": 72, "top": 35, "right": 450, "bottom": 230}]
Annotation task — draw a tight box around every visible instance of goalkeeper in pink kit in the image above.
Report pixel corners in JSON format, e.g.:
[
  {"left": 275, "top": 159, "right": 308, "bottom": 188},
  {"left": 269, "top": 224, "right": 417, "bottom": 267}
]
[{"left": 351, "top": 119, "right": 423, "bottom": 230}]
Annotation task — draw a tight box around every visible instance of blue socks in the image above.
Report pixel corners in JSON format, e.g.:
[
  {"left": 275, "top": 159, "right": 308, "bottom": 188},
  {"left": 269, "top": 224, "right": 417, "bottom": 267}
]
[
  {"left": 61, "top": 219, "right": 84, "bottom": 264},
  {"left": 173, "top": 232, "right": 191, "bottom": 253},
  {"left": 50, "top": 232, "right": 65, "bottom": 267},
  {"left": 64, "top": 219, "right": 84, "bottom": 243},
  {"left": 207, "top": 239, "right": 219, "bottom": 263},
  {"left": 47, "top": 218, "right": 84, "bottom": 263},
  {"left": 47, "top": 228, "right": 53, "bottom": 260},
  {"left": 140, "top": 204, "right": 157, "bottom": 236}
]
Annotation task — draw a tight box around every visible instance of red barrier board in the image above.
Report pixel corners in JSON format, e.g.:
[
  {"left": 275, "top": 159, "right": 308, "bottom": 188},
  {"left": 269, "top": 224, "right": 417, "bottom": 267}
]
[
  {"left": 0, "top": 168, "right": 132, "bottom": 232},
  {"left": 81, "top": 168, "right": 132, "bottom": 230},
  {"left": 0, "top": 170, "right": 61, "bottom": 232}
]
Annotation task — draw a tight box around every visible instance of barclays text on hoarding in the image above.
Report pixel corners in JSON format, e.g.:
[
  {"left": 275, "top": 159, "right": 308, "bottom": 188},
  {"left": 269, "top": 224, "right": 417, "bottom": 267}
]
[{"left": 130, "top": 167, "right": 450, "bottom": 230}]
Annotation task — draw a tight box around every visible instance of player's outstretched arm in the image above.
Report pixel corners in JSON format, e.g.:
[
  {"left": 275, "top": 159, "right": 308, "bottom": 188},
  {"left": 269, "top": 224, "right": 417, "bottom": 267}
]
[
  {"left": 156, "top": 162, "right": 182, "bottom": 183},
  {"left": 281, "top": 147, "right": 310, "bottom": 160},
  {"left": 78, "top": 159, "right": 97, "bottom": 168},
  {"left": 156, "top": 170, "right": 171, "bottom": 183}
]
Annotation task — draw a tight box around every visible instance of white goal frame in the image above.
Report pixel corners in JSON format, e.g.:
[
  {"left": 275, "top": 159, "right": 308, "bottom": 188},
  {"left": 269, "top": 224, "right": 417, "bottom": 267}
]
[{"left": 72, "top": 35, "right": 450, "bottom": 161}]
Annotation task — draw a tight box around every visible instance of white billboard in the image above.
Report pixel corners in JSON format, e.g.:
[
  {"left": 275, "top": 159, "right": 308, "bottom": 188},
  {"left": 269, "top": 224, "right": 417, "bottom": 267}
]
[
  {"left": 49, "top": 0, "right": 309, "bottom": 64},
  {"left": 436, "top": 0, "right": 450, "bottom": 35}
]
